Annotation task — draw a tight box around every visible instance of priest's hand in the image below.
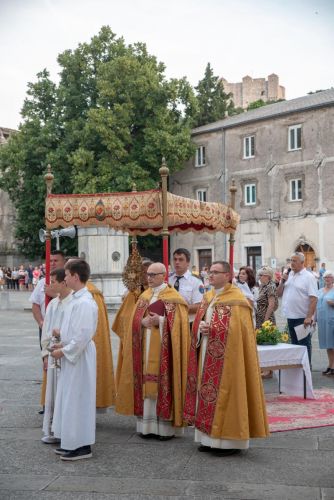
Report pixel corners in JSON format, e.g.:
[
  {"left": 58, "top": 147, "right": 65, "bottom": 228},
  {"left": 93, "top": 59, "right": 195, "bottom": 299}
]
[
  {"left": 199, "top": 321, "right": 210, "bottom": 336},
  {"left": 51, "top": 349, "right": 64, "bottom": 360},
  {"left": 142, "top": 313, "right": 160, "bottom": 328}
]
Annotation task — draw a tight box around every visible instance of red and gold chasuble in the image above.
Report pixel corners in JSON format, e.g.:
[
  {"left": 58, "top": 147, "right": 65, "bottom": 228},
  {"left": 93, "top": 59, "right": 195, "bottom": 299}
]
[
  {"left": 132, "top": 296, "right": 176, "bottom": 420},
  {"left": 184, "top": 291, "right": 232, "bottom": 435}
]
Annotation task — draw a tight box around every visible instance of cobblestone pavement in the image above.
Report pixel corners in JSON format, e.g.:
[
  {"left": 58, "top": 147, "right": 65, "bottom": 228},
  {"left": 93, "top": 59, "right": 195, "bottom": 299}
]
[{"left": 1, "top": 290, "right": 334, "bottom": 499}]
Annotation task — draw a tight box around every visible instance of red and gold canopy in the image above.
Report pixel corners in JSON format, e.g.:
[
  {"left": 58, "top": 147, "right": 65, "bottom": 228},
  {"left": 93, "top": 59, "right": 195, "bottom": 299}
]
[{"left": 45, "top": 189, "right": 239, "bottom": 235}]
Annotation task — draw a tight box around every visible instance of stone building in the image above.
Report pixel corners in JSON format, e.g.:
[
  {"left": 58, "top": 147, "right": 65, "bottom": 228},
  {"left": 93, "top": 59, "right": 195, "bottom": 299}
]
[
  {"left": 0, "top": 127, "right": 20, "bottom": 267},
  {"left": 221, "top": 74, "right": 285, "bottom": 109},
  {"left": 170, "top": 89, "right": 334, "bottom": 273}
]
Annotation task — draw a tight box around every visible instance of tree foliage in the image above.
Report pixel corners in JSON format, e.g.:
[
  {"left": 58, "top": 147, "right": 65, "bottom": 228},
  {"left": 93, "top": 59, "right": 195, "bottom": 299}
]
[
  {"left": 0, "top": 27, "right": 197, "bottom": 258},
  {"left": 247, "top": 98, "right": 285, "bottom": 110},
  {"left": 193, "top": 63, "right": 234, "bottom": 127}
]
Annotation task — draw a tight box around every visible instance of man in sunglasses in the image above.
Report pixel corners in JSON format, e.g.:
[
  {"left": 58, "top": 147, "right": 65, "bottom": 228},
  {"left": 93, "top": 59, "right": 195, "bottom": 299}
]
[
  {"left": 184, "top": 261, "right": 269, "bottom": 455},
  {"left": 115, "top": 262, "right": 190, "bottom": 440}
]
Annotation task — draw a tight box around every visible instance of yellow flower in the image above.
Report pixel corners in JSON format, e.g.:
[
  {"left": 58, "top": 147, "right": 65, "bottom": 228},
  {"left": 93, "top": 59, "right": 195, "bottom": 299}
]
[{"left": 281, "top": 333, "right": 289, "bottom": 342}]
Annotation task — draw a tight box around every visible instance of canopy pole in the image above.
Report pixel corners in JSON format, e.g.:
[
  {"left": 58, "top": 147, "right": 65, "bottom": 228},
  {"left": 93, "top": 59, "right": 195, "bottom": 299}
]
[
  {"left": 229, "top": 179, "right": 237, "bottom": 279},
  {"left": 159, "top": 158, "right": 169, "bottom": 280},
  {"left": 44, "top": 165, "right": 54, "bottom": 307}
]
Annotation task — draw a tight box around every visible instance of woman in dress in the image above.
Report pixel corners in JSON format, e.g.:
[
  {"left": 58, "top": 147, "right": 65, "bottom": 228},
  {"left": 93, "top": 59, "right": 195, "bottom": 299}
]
[
  {"left": 315, "top": 270, "right": 334, "bottom": 376},
  {"left": 255, "top": 266, "right": 278, "bottom": 329}
]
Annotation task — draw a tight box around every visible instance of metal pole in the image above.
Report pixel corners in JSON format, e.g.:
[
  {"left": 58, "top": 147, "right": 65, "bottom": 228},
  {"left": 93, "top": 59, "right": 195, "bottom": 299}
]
[
  {"left": 229, "top": 179, "right": 237, "bottom": 279},
  {"left": 44, "top": 164, "right": 54, "bottom": 307},
  {"left": 159, "top": 158, "right": 169, "bottom": 279}
]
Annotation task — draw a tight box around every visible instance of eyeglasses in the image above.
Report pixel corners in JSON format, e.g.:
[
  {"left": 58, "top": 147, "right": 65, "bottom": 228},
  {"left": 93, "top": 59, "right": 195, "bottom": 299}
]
[
  {"left": 146, "top": 272, "right": 165, "bottom": 278},
  {"left": 208, "top": 270, "right": 230, "bottom": 275}
]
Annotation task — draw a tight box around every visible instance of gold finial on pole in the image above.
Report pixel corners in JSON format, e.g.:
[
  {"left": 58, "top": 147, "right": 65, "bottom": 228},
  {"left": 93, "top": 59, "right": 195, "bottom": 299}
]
[
  {"left": 159, "top": 157, "right": 169, "bottom": 238},
  {"left": 44, "top": 164, "right": 54, "bottom": 196},
  {"left": 159, "top": 158, "right": 170, "bottom": 275}
]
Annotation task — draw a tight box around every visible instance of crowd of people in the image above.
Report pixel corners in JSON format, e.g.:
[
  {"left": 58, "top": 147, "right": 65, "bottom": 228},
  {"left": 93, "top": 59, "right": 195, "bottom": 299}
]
[
  {"left": 0, "top": 263, "right": 46, "bottom": 291},
  {"left": 17, "top": 247, "right": 334, "bottom": 462}
]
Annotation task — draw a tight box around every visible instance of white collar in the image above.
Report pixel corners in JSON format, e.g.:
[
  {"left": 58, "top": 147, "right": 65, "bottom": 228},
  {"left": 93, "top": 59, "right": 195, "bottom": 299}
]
[{"left": 152, "top": 283, "right": 167, "bottom": 295}]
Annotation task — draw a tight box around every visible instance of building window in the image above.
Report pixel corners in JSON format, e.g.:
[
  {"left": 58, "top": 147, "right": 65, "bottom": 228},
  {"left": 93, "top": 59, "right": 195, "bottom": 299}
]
[
  {"left": 195, "top": 146, "right": 206, "bottom": 167},
  {"left": 246, "top": 246, "right": 262, "bottom": 272},
  {"left": 290, "top": 178, "right": 302, "bottom": 201},
  {"left": 197, "top": 249, "right": 212, "bottom": 271},
  {"left": 243, "top": 136, "right": 255, "bottom": 159},
  {"left": 244, "top": 183, "right": 256, "bottom": 205},
  {"left": 288, "top": 125, "right": 302, "bottom": 151},
  {"left": 196, "top": 189, "right": 207, "bottom": 202}
]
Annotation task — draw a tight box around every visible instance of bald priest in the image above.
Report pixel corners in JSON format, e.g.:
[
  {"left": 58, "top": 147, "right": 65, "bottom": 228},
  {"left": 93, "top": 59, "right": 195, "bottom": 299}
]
[{"left": 115, "top": 262, "right": 190, "bottom": 440}]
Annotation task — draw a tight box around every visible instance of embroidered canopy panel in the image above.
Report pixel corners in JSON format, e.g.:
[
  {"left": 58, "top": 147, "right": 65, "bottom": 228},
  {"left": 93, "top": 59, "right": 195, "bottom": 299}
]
[{"left": 45, "top": 189, "right": 239, "bottom": 235}]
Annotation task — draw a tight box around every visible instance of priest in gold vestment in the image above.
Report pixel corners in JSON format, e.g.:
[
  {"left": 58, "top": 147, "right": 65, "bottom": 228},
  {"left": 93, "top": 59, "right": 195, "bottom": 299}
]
[
  {"left": 115, "top": 262, "right": 190, "bottom": 439},
  {"left": 184, "top": 260, "right": 269, "bottom": 455},
  {"left": 86, "top": 281, "right": 115, "bottom": 409}
]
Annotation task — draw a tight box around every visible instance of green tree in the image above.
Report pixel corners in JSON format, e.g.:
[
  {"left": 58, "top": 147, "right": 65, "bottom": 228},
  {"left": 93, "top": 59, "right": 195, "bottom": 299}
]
[
  {"left": 0, "top": 27, "right": 197, "bottom": 258},
  {"left": 247, "top": 98, "right": 285, "bottom": 111},
  {"left": 194, "top": 63, "right": 234, "bottom": 127}
]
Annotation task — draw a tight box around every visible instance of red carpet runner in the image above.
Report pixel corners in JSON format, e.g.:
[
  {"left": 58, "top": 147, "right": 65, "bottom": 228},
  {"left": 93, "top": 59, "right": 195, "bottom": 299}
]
[{"left": 266, "top": 389, "right": 334, "bottom": 432}]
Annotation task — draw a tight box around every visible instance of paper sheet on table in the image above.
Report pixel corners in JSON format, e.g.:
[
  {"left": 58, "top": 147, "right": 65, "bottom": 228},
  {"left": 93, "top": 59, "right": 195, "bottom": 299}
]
[{"left": 294, "top": 323, "right": 313, "bottom": 341}]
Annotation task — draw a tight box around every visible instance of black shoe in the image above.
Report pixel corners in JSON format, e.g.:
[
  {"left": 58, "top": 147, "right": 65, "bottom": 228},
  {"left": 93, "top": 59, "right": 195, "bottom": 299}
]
[
  {"left": 138, "top": 433, "right": 155, "bottom": 439},
  {"left": 38, "top": 407, "right": 45, "bottom": 415},
  {"left": 54, "top": 448, "right": 69, "bottom": 455},
  {"left": 158, "top": 435, "right": 174, "bottom": 441},
  {"left": 322, "top": 367, "right": 331, "bottom": 375},
  {"left": 211, "top": 448, "right": 241, "bottom": 456},
  {"left": 60, "top": 446, "right": 92, "bottom": 461},
  {"left": 326, "top": 369, "right": 334, "bottom": 377},
  {"left": 198, "top": 445, "right": 211, "bottom": 452}
]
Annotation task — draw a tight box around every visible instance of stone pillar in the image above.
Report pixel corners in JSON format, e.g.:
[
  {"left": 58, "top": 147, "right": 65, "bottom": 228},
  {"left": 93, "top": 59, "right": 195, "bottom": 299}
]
[{"left": 77, "top": 226, "right": 128, "bottom": 310}]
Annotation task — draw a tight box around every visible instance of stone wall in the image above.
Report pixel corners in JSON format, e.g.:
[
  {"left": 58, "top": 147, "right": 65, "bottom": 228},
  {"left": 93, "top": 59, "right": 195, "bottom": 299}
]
[{"left": 221, "top": 73, "right": 285, "bottom": 109}]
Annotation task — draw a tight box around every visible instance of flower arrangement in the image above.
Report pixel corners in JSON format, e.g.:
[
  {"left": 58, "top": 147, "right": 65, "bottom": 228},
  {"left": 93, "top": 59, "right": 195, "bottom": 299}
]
[{"left": 256, "top": 321, "right": 289, "bottom": 345}]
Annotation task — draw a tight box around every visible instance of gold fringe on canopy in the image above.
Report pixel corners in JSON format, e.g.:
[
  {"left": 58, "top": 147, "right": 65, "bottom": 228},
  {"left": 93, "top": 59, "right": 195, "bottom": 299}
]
[{"left": 45, "top": 190, "right": 239, "bottom": 234}]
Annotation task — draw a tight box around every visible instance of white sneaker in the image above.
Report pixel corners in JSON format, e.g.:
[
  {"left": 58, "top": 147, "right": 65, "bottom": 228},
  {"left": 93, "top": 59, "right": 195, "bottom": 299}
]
[{"left": 41, "top": 435, "right": 61, "bottom": 444}]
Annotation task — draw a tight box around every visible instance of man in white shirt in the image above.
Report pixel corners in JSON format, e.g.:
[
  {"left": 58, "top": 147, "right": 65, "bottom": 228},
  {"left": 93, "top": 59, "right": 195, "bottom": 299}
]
[
  {"left": 169, "top": 248, "right": 203, "bottom": 323},
  {"left": 277, "top": 252, "right": 318, "bottom": 362}
]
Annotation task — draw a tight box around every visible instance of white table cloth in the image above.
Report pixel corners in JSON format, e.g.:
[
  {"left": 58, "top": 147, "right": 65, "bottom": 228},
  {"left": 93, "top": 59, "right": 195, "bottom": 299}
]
[{"left": 257, "top": 343, "right": 315, "bottom": 399}]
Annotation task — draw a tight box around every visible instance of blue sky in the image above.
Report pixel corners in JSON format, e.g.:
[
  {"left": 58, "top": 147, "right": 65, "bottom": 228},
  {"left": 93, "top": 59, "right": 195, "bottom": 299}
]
[{"left": 1, "top": 0, "right": 333, "bottom": 129}]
